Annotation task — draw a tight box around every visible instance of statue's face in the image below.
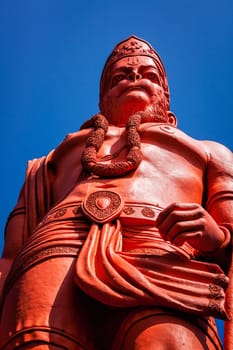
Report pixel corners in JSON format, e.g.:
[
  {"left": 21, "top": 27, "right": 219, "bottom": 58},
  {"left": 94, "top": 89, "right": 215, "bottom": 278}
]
[{"left": 100, "top": 56, "right": 168, "bottom": 125}]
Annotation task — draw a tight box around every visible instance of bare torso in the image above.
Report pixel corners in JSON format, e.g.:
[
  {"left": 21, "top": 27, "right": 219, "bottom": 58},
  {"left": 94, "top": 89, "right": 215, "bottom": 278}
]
[{"left": 53, "top": 123, "right": 208, "bottom": 211}]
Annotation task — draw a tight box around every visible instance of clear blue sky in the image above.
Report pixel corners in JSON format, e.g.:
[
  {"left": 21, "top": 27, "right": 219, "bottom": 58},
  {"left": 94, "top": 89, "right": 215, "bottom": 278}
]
[{"left": 1, "top": 0, "right": 233, "bottom": 341}]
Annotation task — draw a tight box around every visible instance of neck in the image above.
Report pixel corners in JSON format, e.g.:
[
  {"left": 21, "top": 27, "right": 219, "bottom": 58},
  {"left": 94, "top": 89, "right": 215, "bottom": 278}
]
[
  {"left": 101, "top": 102, "right": 170, "bottom": 126},
  {"left": 105, "top": 107, "right": 143, "bottom": 126}
]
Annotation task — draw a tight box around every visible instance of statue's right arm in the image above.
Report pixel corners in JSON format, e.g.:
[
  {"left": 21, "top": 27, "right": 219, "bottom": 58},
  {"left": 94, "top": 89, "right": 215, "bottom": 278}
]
[{"left": 0, "top": 184, "right": 26, "bottom": 303}]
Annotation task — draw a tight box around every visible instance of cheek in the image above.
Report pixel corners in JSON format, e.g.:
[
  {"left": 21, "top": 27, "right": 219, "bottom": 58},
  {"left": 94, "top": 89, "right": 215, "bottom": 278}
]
[
  {"left": 102, "top": 84, "right": 125, "bottom": 108},
  {"left": 103, "top": 87, "right": 120, "bottom": 103},
  {"left": 100, "top": 93, "right": 115, "bottom": 115},
  {"left": 150, "top": 86, "right": 165, "bottom": 100}
]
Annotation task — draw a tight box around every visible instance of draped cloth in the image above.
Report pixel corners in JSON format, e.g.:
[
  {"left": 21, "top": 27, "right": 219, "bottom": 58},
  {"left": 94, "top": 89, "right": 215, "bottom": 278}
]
[
  {"left": 75, "top": 219, "right": 228, "bottom": 319},
  {"left": 22, "top": 154, "right": 53, "bottom": 241}
]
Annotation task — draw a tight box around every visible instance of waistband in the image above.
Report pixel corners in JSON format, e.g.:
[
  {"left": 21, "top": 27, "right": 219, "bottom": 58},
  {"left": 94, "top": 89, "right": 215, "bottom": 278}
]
[{"left": 38, "top": 202, "right": 163, "bottom": 228}]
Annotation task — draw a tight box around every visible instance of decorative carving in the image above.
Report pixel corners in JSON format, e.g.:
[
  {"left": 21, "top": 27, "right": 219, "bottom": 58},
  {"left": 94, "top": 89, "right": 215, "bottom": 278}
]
[
  {"left": 109, "top": 38, "right": 156, "bottom": 63},
  {"left": 54, "top": 208, "right": 67, "bottom": 218},
  {"left": 82, "top": 190, "right": 124, "bottom": 223},
  {"left": 208, "top": 299, "right": 226, "bottom": 319},
  {"left": 141, "top": 207, "right": 155, "bottom": 218},
  {"left": 160, "top": 125, "right": 175, "bottom": 134},
  {"left": 214, "top": 274, "right": 229, "bottom": 289},
  {"left": 209, "top": 284, "right": 222, "bottom": 299},
  {"left": 72, "top": 206, "right": 82, "bottom": 215},
  {"left": 123, "top": 206, "right": 135, "bottom": 215}
]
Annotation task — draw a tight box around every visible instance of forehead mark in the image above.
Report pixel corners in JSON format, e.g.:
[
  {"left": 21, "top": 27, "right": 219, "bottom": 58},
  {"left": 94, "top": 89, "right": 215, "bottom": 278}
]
[{"left": 127, "top": 56, "right": 141, "bottom": 65}]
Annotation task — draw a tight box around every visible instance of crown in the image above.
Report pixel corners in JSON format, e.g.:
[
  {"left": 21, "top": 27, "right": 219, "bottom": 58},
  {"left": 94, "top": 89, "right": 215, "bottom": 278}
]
[
  {"left": 99, "top": 35, "right": 170, "bottom": 107},
  {"left": 108, "top": 35, "right": 160, "bottom": 64}
]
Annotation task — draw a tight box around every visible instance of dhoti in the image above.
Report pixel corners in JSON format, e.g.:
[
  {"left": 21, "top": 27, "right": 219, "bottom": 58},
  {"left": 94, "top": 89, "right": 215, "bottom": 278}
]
[{"left": 0, "top": 203, "right": 227, "bottom": 349}]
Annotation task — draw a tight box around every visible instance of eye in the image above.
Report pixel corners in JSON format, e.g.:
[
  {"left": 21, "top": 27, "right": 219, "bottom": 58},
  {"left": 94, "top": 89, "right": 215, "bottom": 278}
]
[
  {"left": 111, "top": 74, "right": 126, "bottom": 87},
  {"left": 145, "top": 71, "right": 160, "bottom": 84}
]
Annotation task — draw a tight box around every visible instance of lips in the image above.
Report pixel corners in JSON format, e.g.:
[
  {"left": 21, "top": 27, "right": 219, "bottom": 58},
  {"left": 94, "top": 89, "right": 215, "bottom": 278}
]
[
  {"left": 126, "top": 86, "right": 145, "bottom": 91},
  {"left": 118, "top": 84, "right": 150, "bottom": 97}
]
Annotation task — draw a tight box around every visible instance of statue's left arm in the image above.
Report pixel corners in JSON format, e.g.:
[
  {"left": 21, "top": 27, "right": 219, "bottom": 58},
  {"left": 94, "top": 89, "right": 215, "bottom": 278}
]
[{"left": 157, "top": 140, "right": 233, "bottom": 269}]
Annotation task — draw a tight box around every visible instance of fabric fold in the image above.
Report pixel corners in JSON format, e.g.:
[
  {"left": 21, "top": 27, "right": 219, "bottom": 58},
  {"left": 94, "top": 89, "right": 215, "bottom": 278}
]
[{"left": 75, "top": 219, "right": 228, "bottom": 319}]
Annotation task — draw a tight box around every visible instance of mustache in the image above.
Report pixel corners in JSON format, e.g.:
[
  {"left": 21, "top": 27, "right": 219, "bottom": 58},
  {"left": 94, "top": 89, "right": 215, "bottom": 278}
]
[{"left": 116, "top": 81, "right": 155, "bottom": 97}]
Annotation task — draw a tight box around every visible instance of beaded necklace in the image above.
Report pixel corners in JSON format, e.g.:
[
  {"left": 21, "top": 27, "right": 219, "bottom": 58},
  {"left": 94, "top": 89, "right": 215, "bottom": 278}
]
[{"left": 80, "top": 113, "right": 156, "bottom": 178}]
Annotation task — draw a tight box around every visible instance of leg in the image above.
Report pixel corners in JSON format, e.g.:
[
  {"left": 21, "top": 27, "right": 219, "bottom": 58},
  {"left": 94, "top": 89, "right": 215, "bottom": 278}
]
[
  {"left": 122, "top": 315, "right": 213, "bottom": 349},
  {"left": 112, "top": 309, "right": 222, "bottom": 350},
  {"left": 0, "top": 257, "right": 95, "bottom": 350}
]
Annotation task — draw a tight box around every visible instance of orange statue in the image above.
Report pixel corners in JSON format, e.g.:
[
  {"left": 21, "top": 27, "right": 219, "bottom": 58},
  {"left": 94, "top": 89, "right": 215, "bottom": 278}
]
[{"left": 1, "top": 36, "right": 233, "bottom": 350}]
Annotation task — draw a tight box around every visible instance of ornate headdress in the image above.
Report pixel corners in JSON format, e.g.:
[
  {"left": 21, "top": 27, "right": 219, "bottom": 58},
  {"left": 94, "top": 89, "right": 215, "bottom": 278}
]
[{"left": 99, "top": 35, "right": 170, "bottom": 108}]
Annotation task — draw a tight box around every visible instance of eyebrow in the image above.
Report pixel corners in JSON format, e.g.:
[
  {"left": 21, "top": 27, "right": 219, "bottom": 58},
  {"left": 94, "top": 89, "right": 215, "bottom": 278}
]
[{"left": 111, "top": 65, "right": 158, "bottom": 74}]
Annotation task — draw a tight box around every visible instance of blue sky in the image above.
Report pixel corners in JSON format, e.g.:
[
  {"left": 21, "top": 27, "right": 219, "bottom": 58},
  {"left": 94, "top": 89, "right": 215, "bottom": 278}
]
[{"left": 1, "top": 0, "right": 233, "bottom": 340}]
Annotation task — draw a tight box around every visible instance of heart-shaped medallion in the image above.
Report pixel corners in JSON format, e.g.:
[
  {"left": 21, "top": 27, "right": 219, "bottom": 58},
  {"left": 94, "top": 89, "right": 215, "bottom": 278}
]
[
  {"left": 95, "top": 197, "right": 111, "bottom": 209},
  {"left": 82, "top": 190, "right": 123, "bottom": 223}
]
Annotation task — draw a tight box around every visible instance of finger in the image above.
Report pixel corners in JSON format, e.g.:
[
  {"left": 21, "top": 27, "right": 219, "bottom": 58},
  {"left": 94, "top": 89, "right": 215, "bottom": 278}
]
[
  {"left": 157, "top": 207, "right": 203, "bottom": 239},
  {"left": 172, "top": 231, "right": 202, "bottom": 247},
  {"left": 165, "top": 219, "right": 204, "bottom": 243},
  {"left": 156, "top": 202, "right": 200, "bottom": 226}
]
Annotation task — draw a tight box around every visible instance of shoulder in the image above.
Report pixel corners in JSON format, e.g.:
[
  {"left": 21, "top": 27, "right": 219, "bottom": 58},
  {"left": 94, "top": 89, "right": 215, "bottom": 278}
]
[
  {"left": 198, "top": 140, "right": 233, "bottom": 182},
  {"left": 60, "top": 128, "right": 91, "bottom": 145},
  {"left": 50, "top": 128, "right": 90, "bottom": 162},
  {"left": 201, "top": 140, "right": 233, "bottom": 165}
]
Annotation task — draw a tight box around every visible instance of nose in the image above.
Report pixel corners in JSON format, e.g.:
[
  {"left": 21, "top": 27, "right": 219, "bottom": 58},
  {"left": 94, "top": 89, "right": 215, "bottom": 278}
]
[{"left": 127, "top": 70, "right": 141, "bottom": 82}]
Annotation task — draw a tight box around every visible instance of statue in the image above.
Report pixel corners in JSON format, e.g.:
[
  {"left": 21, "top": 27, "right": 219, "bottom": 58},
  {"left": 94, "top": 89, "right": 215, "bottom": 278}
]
[{"left": 0, "top": 35, "right": 233, "bottom": 350}]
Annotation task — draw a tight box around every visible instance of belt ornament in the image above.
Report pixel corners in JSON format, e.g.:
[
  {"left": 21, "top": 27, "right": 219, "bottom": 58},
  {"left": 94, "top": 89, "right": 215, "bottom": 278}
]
[{"left": 81, "top": 190, "right": 124, "bottom": 223}]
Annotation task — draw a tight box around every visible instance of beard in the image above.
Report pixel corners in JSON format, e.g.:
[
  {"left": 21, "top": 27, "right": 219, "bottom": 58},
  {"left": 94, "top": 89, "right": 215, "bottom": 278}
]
[
  {"left": 143, "top": 95, "right": 170, "bottom": 123},
  {"left": 101, "top": 86, "right": 170, "bottom": 125}
]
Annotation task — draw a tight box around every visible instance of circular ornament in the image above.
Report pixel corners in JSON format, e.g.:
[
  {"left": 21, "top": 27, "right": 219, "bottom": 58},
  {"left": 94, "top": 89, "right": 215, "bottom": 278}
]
[
  {"left": 54, "top": 208, "right": 67, "bottom": 218},
  {"left": 159, "top": 125, "right": 175, "bottom": 134},
  {"left": 141, "top": 207, "right": 155, "bottom": 218},
  {"left": 82, "top": 190, "right": 124, "bottom": 223}
]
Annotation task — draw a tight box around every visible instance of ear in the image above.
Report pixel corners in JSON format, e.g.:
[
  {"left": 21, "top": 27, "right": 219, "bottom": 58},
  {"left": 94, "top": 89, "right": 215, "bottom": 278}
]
[{"left": 167, "top": 111, "right": 177, "bottom": 127}]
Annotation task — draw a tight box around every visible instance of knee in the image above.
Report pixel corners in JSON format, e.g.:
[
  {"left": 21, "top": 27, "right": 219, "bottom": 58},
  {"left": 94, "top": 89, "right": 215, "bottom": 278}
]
[
  {"left": 119, "top": 316, "right": 211, "bottom": 350},
  {"left": 121, "top": 324, "right": 182, "bottom": 350}
]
